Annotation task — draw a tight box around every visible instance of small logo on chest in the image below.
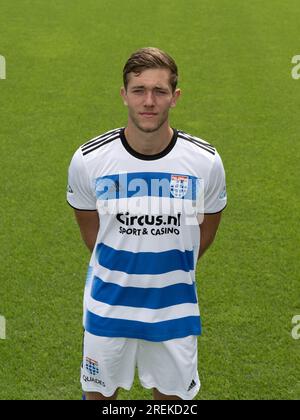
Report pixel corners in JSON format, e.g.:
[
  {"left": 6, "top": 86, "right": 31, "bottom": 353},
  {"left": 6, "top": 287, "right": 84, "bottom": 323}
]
[{"left": 170, "top": 175, "right": 189, "bottom": 198}]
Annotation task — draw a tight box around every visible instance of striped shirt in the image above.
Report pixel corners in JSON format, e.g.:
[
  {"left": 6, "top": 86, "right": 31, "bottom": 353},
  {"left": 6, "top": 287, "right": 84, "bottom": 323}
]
[{"left": 67, "top": 127, "right": 227, "bottom": 341}]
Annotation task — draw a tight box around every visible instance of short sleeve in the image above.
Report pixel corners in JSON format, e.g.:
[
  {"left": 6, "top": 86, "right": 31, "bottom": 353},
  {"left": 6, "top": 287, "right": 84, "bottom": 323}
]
[
  {"left": 204, "top": 151, "right": 227, "bottom": 214},
  {"left": 66, "top": 148, "right": 97, "bottom": 211}
]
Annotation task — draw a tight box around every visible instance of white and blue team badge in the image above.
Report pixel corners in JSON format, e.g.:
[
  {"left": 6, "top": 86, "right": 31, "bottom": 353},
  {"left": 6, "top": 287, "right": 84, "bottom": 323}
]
[
  {"left": 85, "top": 357, "right": 100, "bottom": 376},
  {"left": 170, "top": 174, "right": 189, "bottom": 198}
]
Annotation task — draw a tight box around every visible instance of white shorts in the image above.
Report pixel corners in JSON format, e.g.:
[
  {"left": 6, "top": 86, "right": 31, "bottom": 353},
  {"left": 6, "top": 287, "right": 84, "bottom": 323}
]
[{"left": 81, "top": 331, "right": 201, "bottom": 400}]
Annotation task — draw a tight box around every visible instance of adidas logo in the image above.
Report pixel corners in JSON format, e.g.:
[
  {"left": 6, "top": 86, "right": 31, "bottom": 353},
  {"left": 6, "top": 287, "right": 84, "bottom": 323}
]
[{"left": 188, "top": 379, "right": 197, "bottom": 392}]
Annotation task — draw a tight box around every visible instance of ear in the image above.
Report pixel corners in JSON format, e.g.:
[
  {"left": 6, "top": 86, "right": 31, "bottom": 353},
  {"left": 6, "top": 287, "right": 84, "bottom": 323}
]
[
  {"left": 120, "top": 87, "right": 128, "bottom": 106},
  {"left": 170, "top": 88, "right": 181, "bottom": 108}
]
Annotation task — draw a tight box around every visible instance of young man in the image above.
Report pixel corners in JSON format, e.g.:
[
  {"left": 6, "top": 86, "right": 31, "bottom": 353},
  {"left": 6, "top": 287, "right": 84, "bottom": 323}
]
[{"left": 67, "top": 47, "right": 227, "bottom": 400}]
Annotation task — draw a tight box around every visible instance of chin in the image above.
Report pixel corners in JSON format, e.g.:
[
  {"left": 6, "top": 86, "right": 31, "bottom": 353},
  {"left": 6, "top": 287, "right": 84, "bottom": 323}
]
[
  {"left": 139, "top": 126, "right": 160, "bottom": 133},
  {"left": 137, "top": 120, "right": 166, "bottom": 134}
]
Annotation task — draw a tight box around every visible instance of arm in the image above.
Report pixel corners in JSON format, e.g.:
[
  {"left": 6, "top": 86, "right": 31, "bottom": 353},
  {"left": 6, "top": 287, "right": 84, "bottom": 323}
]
[
  {"left": 199, "top": 149, "right": 227, "bottom": 260},
  {"left": 67, "top": 148, "right": 99, "bottom": 252},
  {"left": 74, "top": 209, "right": 100, "bottom": 253},
  {"left": 197, "top": 212, "right": 222, "bottom": 261}
]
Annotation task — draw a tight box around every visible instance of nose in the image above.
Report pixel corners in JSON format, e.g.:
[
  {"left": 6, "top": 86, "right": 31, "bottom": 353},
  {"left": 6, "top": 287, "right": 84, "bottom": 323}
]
[{"left": 144, "top": 91, "right": 155, "bottom": 107}]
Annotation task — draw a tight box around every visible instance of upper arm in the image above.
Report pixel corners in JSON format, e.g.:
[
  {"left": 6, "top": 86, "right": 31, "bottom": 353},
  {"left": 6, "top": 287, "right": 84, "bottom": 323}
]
[
  {"left": 197, "top": 211, "right": 223, "bottom": 260},
  {"left": 74, "top": 210, "right": 99, "bottom": 252},
  {"left": 197, "top": 150, "right": 227, "bottom": 258},
  {"left": 200, "top": 212, "right": 222, "bottom": 239},
  {"left": 67, "top": 148, "right": 98, "bottom": 252},
  {"left": 74, "top": 209, "right": 100, "bottom": 231}
]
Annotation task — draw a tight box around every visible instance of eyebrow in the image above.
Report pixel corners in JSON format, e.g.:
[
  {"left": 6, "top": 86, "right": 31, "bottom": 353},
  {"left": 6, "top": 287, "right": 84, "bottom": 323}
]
[{"left": 130, "top": 85, "right": 169, "bottom": 91}]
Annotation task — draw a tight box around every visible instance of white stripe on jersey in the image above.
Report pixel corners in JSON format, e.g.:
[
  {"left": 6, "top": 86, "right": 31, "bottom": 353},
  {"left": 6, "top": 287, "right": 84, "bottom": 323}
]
[
  {"left": 93, "top": 264, "right": 196, "bottom": 289},
  {"left": 87, "top": 297, "right": 200, "bottom": 323}
]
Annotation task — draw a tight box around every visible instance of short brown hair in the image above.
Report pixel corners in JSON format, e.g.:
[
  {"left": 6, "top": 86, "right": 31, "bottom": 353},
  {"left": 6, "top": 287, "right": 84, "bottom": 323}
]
[{"left": 123, "top": 47, "right": 178, "bottom": 92}]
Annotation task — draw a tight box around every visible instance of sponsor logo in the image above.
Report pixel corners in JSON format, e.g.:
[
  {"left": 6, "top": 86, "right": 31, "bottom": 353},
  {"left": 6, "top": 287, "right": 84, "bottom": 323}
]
[
  {"left": 82, "top": 375, "right": 106, "bottom": 387},
  {"left": 116, "top": 212, "right": 181, "bottom": 227},
  {"left": 117, "top": 212, "right": 182, "bottom": 237},
  {"left": 82, "top": 357, "right": 106, "bottom": 387}
]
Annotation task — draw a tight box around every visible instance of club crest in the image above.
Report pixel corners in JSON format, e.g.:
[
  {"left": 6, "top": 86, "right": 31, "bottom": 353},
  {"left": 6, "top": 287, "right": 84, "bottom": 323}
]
[
  {"left": 85, "top": 357, "right": 100, "bottom": 376},
  {"left": 170, "top": 175, "right": 189, "bottom": 198}
]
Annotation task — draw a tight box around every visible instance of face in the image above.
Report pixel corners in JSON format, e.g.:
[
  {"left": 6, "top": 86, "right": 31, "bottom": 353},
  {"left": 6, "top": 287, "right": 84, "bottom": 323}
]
[{"left": 121, "top": 68, "right": 181, "bottom": 133}]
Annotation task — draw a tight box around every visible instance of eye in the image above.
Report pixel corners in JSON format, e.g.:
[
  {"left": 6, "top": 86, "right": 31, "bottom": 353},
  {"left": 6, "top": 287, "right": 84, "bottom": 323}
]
[{"left": 155, "top": 89, "right": 167, "bottom": 95}]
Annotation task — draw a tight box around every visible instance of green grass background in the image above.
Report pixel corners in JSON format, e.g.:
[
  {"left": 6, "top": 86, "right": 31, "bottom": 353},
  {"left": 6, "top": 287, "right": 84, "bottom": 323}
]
[{"left": 0, "top": 0, "right": 299, "bottom": 400}]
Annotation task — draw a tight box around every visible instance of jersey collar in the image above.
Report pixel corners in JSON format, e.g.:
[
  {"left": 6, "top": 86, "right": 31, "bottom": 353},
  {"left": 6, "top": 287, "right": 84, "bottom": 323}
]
[{"left": 120, "top": 127, "right": 178, "bottom": 161}]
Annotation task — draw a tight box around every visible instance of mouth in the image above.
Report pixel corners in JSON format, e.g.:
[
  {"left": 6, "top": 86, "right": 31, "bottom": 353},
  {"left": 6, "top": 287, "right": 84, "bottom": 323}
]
[{"left": 139, "top": 112, "right": 157, "bottom": 118}]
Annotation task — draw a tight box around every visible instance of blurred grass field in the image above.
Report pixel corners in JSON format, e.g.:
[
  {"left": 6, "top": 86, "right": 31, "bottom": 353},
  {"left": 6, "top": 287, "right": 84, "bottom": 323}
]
[{"left": 0, "top": 0, "right": 299, "bottom": 400}]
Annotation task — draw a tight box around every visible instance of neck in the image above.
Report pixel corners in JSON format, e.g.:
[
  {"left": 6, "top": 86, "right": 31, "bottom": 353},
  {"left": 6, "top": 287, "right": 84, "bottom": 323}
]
[{"left": 124, "top": 120, "right": 174, "bottom": 155}]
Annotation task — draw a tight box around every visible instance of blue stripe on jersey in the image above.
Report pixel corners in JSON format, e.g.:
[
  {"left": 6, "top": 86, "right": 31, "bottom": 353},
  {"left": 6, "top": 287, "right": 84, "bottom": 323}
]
[
  {"left": 85, "top": 310, "right": 201, "bottom": 341},
  {"left": 94, "top": 172, "right": 199, "bottom": 200},
  {"left": 96, "top": 243, "right": 194, "bottom": 274},
  {"left": 91, "top": 276, "right": 197, "bottom": 309}
]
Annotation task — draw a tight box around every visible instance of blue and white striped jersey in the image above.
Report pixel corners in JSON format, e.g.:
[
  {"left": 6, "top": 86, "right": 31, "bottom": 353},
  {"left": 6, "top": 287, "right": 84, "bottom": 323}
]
[{"left": 67, "top": 127, "right": 227, "bottom": 341}]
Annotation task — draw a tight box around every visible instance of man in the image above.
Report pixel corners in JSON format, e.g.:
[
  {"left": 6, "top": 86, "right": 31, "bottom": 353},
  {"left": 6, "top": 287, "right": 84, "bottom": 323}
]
[{"left": 67, "top": 47, "right": 227, "bottom": 400}]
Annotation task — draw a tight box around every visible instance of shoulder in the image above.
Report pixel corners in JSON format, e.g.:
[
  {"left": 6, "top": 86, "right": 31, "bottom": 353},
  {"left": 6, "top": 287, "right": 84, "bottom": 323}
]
[
  {"left": 176, "top": 129, "right": 216, "bottom": 160},
  {"left": 79, "top": 127, "right": 123, "bottom": 158},
  {"left": 69, "top": 127, "right": 123, "bottom": 175},
  {"left": 176, "top": 129, "right": 226, "bottom": 181}
]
